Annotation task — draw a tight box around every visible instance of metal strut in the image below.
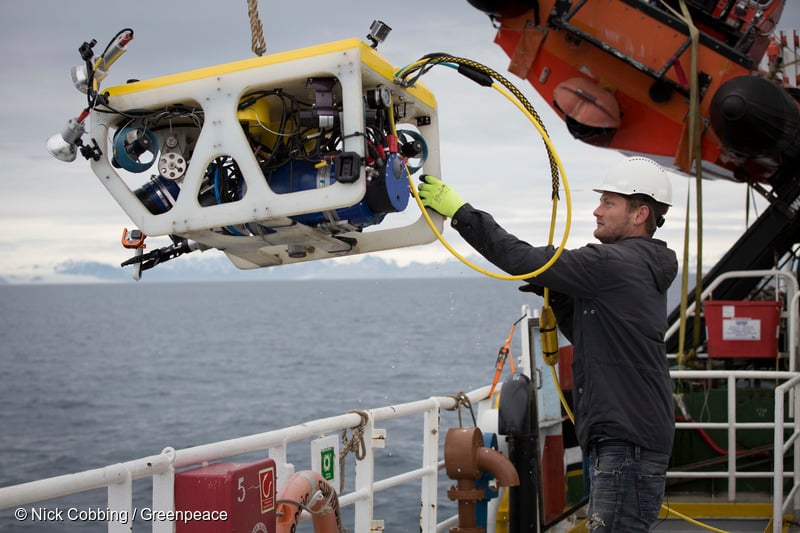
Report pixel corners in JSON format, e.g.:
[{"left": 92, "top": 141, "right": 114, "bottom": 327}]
[{"left": 120, "top": 236, "right": 200, "bottom": 273}]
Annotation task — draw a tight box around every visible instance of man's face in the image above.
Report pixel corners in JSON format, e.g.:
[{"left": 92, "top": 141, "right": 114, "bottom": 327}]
[{"left": 592, "top": 192, "right": 638, "bottom": 243}]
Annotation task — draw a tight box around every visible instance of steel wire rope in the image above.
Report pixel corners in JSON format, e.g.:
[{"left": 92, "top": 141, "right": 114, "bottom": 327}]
[
  {"left": 666, "top": 6, "right": 730, "bottom": 532},
  {"left": 393, "top": 56, "right": 572, "bottom": 282},
  {"left": 658, "top": 0, "right": 706, "bottom": 371}
]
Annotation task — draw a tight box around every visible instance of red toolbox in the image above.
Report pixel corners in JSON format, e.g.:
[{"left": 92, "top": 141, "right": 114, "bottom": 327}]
[
  {"left": 703, "top": 300, "right": 782, "bottom": 358},
  {"left": 175, "top": 458, "right": 276, "bottom": 532}
]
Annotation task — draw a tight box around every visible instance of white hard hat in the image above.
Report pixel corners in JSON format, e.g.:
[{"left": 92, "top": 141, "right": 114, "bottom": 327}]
[{"left": 593, "top": 157, "right": 673, "bottom": 206}]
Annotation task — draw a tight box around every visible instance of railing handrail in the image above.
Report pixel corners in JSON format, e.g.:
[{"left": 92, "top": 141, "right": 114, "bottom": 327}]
[
  {"left": 3, "top": 368, "right": 799, "bottom": 532},
  {"left": 0, "top": 385, "right": 491, "bottom": 530},
  {"left": 669, "top": 369, "right": 800, "bottom": 533}
]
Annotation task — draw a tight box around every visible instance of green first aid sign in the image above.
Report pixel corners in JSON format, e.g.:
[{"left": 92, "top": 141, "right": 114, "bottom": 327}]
[
  {"left": 311, "top": 435, "right": 339, "bottom": 488},
  {"left": 321, "top": 447, "right": 335, "bottom": 481}
]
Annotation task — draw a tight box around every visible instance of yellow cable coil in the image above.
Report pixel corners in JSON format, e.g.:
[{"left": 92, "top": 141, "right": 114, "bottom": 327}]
[{"left": 394, "top": 56, "right": 572, "bottom": 281}]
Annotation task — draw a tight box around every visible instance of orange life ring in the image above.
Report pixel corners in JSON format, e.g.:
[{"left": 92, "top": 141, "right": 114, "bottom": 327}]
[{"left": 275, "top": 471, "right": 343, "bottom": 533}]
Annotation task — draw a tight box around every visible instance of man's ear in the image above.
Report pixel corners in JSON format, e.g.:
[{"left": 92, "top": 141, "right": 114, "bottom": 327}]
[{"left": 635, "top": 203, "right": 651, "bottom": 225}]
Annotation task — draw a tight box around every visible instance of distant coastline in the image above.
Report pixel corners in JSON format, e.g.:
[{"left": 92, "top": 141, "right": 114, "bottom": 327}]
[
  {"left": 0, "top": 253, "right": 489, "bottom": 285},
  {"left": 0, "top": 253, "right": 693, "bottom": 312}
]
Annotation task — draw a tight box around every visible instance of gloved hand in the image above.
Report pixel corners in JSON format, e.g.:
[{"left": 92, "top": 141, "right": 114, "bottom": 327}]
[{"left": 417, "top": 175, "right": 466, "bottom": 218}]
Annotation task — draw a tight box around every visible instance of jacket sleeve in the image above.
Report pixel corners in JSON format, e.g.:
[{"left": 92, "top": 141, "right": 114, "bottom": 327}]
[
  {"left": 451, "top": 203, "right": 546, "bottom": 275},
  {"left": 450, "top": 203, "right": 601, "bottom": 299}
]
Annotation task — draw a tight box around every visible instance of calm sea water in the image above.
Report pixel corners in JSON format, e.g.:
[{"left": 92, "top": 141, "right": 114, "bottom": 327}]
[{"left": 0, "top": 278, "right": 539, "bottom": 531}]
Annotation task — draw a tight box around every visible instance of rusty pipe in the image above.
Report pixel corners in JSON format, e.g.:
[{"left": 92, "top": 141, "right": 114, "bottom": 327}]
[
  {"left": 445, "top": 427, "right": 519, "bottom": 486},
  {"left": 476, "top": 446, "right": 519, "bottom": 487},
  {"left": 445, "top": 427, "right": 519, "bottom": 533}
]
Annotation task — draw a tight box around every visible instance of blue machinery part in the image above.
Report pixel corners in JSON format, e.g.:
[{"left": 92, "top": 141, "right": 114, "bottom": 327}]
[
  {"left": 133, "top": 152, "right": 410, "bottom": 230},
  {"left": 476, "top": 432, "right": 501, "bottom": 528},
  {"left": 134, "top": 175, "right": 180, "bottom": 215},
  {"left": 112, "top": 126, "right": 159, "bottom": 173},
  {"left": 267, "top": 153, "right": 410, "bottom": 228}
]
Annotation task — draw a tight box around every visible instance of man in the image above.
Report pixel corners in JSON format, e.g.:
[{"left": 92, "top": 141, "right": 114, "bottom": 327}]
[{"left": 418, "top": 157, "right": 678, "bottom": 532}]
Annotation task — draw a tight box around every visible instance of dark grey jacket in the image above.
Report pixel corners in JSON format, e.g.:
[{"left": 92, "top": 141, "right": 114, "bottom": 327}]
[{"left": 452, "top": 203, "right": 678, "bottom": 455}]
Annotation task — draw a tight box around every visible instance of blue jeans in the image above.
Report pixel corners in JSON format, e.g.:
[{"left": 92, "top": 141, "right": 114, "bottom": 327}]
[{"left": 586, "top": 438, "right": 669, "bottom": 532}]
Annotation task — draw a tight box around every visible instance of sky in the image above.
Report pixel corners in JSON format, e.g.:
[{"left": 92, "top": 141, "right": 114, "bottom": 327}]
[{"left": 1, "top": 1, "right": 798, "bottom": 283}]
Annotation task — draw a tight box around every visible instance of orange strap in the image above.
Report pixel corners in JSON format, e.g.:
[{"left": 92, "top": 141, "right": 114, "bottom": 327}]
[{"left": 488, "top": 322, "right": 519, "bottom": 397}]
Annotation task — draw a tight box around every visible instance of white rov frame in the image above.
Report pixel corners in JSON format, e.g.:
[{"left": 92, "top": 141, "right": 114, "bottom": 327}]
[{"left": 89, "top": 39, "right": 444, "bottom": 269}]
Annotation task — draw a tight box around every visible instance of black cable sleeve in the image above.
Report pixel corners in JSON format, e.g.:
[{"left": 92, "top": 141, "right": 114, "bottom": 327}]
[{"left": 457, "top": 64, "right": 493, "bottom": 87}]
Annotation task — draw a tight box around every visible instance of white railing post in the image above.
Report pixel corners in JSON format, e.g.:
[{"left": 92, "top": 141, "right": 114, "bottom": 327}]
[
  {"left": 794, "top": 378, "right": 800, "bottom": 513},
  {"left": 779, "top": 375, "right": 800, "bottom": 532},
  {"left": 269, "top": 443, "right": 293, "bottom": 493},
  {"left": 727, "top": 375, "right": 737, "bottom": 502},
  {"left": 775, "top": 382, "right": 786, "bottom": 532},
  {"left": 353, "top": 413, "right": 377, "bottom": 532},
  {"left": 151, "top": 447, "right": 176, "bottom": 533},
  {"left": 106, "top": 465, "right": 132, "bottom": 533},
  {"left": 420, "top": 400, "right": 442, "bottom": 532},
  {"left": 790, "top": 288, "right": 799, "bottom": 374}
]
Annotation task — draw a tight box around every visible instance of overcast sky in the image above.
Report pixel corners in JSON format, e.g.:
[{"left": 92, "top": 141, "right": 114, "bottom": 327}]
[{"left": 1, "top": 1, "right": 798, "bottom": 282}]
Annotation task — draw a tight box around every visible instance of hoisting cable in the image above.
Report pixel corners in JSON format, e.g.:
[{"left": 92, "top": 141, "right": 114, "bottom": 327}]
[
  {"left": 652, "top": 3, "right": 728, "bottom": 532},
  {"left": 394, "top": 55, "right": 572, "bottom": 282},
  {"left": 658, "top": 0, "right": 705, "bottom": 370},
  {"left": 682, "top": 0, "right": 707, "bottom": 371},
  {"left": 246, "top": 0, "right": 267, "bottom": 56}
]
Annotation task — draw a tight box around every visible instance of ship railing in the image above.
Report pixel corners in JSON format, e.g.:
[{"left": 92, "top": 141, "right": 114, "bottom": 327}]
[
  {"left": 0, "top": 386, "right": 493, "bottom": 532},
  {"left": 669, "top": 369, "right": 800, "bottom": 533}
]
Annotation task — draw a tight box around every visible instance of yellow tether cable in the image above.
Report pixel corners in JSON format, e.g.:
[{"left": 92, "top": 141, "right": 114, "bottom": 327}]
[
  {"left": 395, "top": 54, "right": 576, "bottom": 446},
  {"left": 550, "top": 364, "right": 574, "bottom": 423},
  {"left": 396, "top": 54, "right": 575, "bottom": 445},
  {"left": 396, "top": 51, "right": 726, "bottom": 532},
  {"left": 395, "top": 57, "right": 572, "bottom": 281},
  {"left": 661, "top": 504, "right": 730, "bottom": 533}
]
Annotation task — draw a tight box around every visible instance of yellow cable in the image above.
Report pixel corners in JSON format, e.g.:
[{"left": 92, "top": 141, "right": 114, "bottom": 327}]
[
  {"left": 400, "top": 23, "right": 732, "bottom": 533},
  {"left": 550, "top": 365, "right": 575, "bottom": 423},
  {"left": 396, "top": 55, "right": 580, "bottom": 453},
  {"left": 396, "top": 53, "right": 728, "bottom": 532},
  {"left": 401, "top": 80, "right": 572, "bottom": 281},
  {"left": 396, "top": 57, "right": 578, "bottom": 448},
  {"left": 661, "top": 504, "right": 730, "bottom": 533}
]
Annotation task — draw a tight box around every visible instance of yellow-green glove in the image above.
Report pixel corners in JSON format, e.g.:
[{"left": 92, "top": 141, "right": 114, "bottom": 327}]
[{"left": 417, "top": 175, "right": 466, "bottom": 218}]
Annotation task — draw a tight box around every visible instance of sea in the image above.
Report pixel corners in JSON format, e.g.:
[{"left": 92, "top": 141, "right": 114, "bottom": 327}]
[{"left": 0, "top": 277, "right": 540, "bottom": 532}]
